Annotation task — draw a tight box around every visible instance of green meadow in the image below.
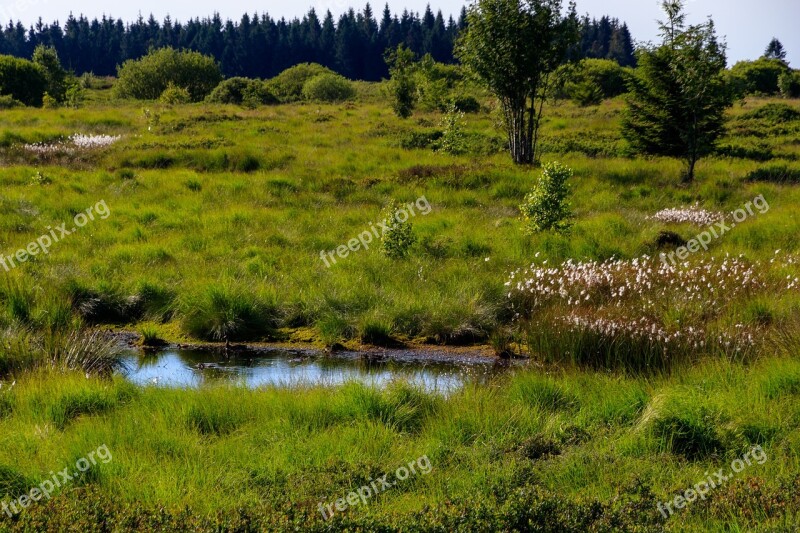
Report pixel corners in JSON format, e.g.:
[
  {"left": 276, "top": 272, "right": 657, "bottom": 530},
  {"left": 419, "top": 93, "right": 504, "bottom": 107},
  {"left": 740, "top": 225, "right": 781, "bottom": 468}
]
[{"left": 1, "top": 83, "right": 800, "bottom": 531}]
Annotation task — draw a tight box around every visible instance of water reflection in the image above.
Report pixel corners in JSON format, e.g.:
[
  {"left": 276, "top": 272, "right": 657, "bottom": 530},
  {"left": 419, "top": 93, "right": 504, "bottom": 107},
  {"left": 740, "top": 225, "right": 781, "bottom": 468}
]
[{"left": 123, "top": 349, "right": 504, "bottom": 393}]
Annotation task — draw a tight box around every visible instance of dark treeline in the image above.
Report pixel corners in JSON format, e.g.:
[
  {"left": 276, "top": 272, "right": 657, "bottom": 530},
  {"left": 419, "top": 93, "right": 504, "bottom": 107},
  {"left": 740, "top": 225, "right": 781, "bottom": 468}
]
[
  {"left": 0, "top": 4, "right": 636, "bottom": 81},
  {"left": 579, "top": 16, "right": 636, "bottom": 67}
]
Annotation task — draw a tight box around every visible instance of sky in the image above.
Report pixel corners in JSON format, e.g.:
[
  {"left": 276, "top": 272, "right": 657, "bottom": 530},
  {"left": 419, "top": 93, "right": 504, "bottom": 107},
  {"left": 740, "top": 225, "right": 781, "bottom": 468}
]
[{"left": 2, "top": 0, "right": 798, "bottom": 66}]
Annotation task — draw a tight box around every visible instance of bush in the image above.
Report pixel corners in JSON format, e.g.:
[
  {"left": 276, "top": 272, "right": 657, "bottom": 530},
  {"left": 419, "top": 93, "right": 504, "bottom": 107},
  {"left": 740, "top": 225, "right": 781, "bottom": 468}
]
[
  {"left": 519, "top": 162, "right": 574, "bottom": 234},
  {"left": 380, "top": 201, "right": 417, "bottom": 259},
  {"left": 301, "top": 73, "right": 356, "bottom": 102},
  {"left": 0, "top": 94, "right": 23, "bottom": 109},
  {"left": 206, "top": 77, "right": 277, "bottom": 106},
  {"left": 267, "top": 63, "right": 336, "bottom": 102},
  {"left": 728, "top": 58, "right": 790, "bottom": 96},
  {"left": 32, "top": 45, "right": 67, "bottom": 102},
  {"left": 438, "top": 104, "right": 467, "bottom": 154},
  {"left": 114, "top": 47, "right": 222, "bottom": 102},
  {"left": 778, "top": 71, "right": 800, "bottom": 98},
  {"left": 451, "top": 95, "right": 481, "bottom": 113},
  {"left": 0, "top": 55, "right": 47, "bottom": 106},
  {"left": 561, "top": 59, "right": 630, "bottom": 104},
  {"left": 159, "top": 84, "right": 191, "bottom": 105}
]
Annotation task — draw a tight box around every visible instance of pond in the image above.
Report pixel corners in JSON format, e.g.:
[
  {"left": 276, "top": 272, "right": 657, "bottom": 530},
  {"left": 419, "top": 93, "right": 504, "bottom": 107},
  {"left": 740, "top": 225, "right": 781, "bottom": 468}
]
[{"left": 122, "top": 347, "right": 510, "bottom": 393}]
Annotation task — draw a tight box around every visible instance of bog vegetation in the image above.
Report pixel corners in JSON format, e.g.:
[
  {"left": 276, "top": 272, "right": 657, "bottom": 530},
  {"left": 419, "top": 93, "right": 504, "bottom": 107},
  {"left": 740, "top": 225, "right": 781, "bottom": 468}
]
[{"left": 0, "top": 0, "right": 799, "bottom": 530}]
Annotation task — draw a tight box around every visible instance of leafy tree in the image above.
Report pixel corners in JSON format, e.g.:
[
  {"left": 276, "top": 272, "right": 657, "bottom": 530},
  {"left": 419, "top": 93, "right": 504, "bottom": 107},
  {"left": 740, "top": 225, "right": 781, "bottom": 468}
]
[
  {"left": 457, "top": 0, "right": 579, "bottom": 165},
  {"left": 0, "top": 55, "right": 47, "bottom": 106},
  {"left": 32, "top": 45, "right": 68, "bottom": 103},
  {"left": 519, "top": 162, "right": 573, "bottom": 233},
  {"left": 385, "top": 45, "right": 417, "bottom": 118},
  {"left": 114, "top": 48, "right": 222, "bottom": 102},
  {"left": 764, "top": 38, "right": 787, "bottom": 61},
  {"left": 622, "top": 1, "right": 733, "bottom": 183}
]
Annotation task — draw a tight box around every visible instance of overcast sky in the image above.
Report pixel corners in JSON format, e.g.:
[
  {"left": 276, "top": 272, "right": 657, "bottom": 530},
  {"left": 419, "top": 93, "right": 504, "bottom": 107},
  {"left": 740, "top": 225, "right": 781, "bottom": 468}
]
[{"left": 4, "top": 0, "right": 798, "bottom": 66}]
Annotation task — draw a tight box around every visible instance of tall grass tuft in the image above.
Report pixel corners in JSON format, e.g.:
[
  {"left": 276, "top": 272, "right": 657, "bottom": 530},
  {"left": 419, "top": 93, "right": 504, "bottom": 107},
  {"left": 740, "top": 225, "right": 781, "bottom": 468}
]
[
  {"left": 181, "top": 284, "right": 281, "bottom": 341},
  {"left": 43, "top": 329, "right": 127, "bottom": 377}
]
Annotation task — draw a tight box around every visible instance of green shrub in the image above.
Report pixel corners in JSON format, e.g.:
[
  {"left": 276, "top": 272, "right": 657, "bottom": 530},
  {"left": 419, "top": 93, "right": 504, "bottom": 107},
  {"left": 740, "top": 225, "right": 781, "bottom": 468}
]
[
  {"left": 451, "top": 95, "right": 481, "bottom": 113},
  {"left": 114, "top": 47, "right": 222, "bottom": 102},
  {"left": 0, "top": 94, "right": 23, "bottom": 109},
  {"left": 728, "top": 58, "right": 790, "bottom": 96},
  {"left": 561, "top": 59, "right": 631, "bottom": 103},
  {"left": 519, "top": 162, "right": 574, "bottom": 234},
  {"left": 778, "top": 70, "right": 800, "bottom": 98},
  {"left": 267, "top": 63, "right": 335, "bottom": 102},
  {"left": 438, "top": 104, "right": 467, "bottom": 154},
  {"left": 0, "top": 55, "right": 47, "bottom": 106},
  {"left": 301, "top": 73, "right": 356, "bottom": 102},
  {"left": 380, "top": 201, "right": 417, "bottom": 259},
  {"left": 206, "top": 77, "right": 277, "bottom": 106},
  {"left": 42, "top": 92, "right": 58, "bottom": 108},
  {"left": 32, "top": 45, "right": 68, "bottom": 102},
  {"left": 159, "top": 83, "right": 191, "bottom": 105}
]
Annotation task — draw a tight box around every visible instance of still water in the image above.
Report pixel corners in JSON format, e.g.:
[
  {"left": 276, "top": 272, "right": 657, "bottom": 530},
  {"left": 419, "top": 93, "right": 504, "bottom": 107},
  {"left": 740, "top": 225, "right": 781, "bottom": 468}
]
[{"left": 123, "top": 348, "right": 507, "bottom": 393}]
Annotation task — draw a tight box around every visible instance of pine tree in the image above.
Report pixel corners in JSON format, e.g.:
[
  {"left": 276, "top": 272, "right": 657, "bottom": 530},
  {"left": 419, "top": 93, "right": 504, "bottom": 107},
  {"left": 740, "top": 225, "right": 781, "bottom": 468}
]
[
  {"left": 622, "top": 1, "right": 733, "bottom": 183},
  {"left": 764, "top": 38, "right": 787, "bottom": 61}
]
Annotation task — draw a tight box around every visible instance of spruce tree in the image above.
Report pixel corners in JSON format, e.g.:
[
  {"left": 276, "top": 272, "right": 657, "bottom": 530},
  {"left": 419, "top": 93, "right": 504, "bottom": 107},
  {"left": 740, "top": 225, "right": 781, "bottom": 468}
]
[{"left": 622, "top": 0, "right": 733, "bottom": 183}]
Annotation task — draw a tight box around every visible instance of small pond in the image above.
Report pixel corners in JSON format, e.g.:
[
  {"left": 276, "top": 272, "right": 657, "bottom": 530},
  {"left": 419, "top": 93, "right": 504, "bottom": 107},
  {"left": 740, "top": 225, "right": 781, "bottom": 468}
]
[{"left": 122, "top": 348, "right": 510, "bottom": 393}]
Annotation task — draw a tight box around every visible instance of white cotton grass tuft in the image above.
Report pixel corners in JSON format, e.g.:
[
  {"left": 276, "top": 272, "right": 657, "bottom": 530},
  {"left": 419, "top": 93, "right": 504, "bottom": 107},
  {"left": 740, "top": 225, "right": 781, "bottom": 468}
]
[
  {"left": 22, "top": 134, "right": 122, "bottom": 154},
  {"left": 649, "top": 204, "right": 723, "bottom": 226}
]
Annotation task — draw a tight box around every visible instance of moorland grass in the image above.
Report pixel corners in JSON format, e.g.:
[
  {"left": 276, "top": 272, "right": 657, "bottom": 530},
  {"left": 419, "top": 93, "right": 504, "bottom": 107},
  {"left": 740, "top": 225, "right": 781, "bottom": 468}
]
[
  {"left": 0, "top": 87, "right": 799, "bottom": 530},
  {"left": 0, "top": 357, "right": 798, "bottom": 530}
]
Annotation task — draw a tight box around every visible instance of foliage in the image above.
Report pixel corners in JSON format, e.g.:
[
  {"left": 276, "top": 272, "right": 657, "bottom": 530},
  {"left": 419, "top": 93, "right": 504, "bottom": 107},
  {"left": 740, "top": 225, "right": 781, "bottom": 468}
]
[
  {"left": 778, "top": 70, "right": 800, "bottom": 99},
  {"left": 0, "top": 94, "right": 23, "bottom": 109},
  {"left": 380, "top": 201, "right": 417, "bottom": 259},
  {"left": 728, "top": 58, "right": 791, "bottom": 97},
  {"left": 559, "top": 58, "right": 631, "bottom": 105},
  {"left": 114, "top": 48, "right": 222, "bottom": 102},
  {"left": 206, "top": 77, "right": 277, "bottom": 106},
  {"left": 32, "top": 45, "right": 68, "bottom": 103},
  {"left": 623, "top": 1, "right": 733, "bottom": 183},
  {"left": 159, "top": 84, "right": 191, "bottom": 105},
  {"left": 457, "top": 0, "right": 579, "bottom": 164},
  {"left": 764, "top": 38, "right": 787, "bottom": 61},
  {"left": 267, "top": 63, "right": 336, "bottom": 102},
  {"left": 64, "top": 83, "right": 86, "bottom": 109},
  {"left": 519, "top": 161, "right": 573, "bottom": 233},
  {"left": 301, "top": 73, "right": 356, "bottom": 102},
  {"left": 438, "top": 104, "right": 467, "bottom": 154},
  {"left": 385, "top": 45, "right": 417, "bottom": 118},
  {"left": 0, "top": 55, "right": 46, "bottom": 106}
]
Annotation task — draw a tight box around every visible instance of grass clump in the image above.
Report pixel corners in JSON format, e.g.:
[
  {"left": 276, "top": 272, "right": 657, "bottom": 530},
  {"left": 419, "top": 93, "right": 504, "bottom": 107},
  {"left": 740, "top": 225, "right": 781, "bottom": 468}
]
[{"left": 180, "top": 285, "right": 281, "bottom": 341}]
